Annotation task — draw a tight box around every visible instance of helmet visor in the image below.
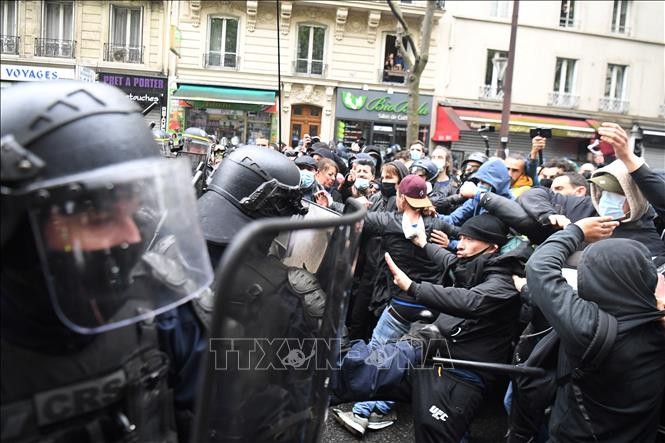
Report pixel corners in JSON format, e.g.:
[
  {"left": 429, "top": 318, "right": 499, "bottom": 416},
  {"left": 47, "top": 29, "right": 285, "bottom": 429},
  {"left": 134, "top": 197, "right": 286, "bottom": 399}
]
[{"left": 27, "top": 158, "right": 213, "bottom": 334}]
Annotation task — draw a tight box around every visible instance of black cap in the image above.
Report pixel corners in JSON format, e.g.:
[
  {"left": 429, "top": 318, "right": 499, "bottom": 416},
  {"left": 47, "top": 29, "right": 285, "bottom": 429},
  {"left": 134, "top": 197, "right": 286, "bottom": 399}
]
[
  {"left": 295, "top": 155, "right": 317, "bottom": 169},
  {"left": 459, "top": 214, "right": 508, "bottom": 247}
]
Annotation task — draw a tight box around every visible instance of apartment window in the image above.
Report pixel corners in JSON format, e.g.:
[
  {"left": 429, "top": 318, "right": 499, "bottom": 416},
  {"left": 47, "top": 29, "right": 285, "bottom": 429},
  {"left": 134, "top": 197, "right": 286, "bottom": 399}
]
[
  {"left": 382, "top": 34, "right": 409, "bottom": 83},
  {"left": 611, "top": 0, "right": 630, "bottom": 33},
  {"left": 480, "top": 49, "right": 508, "bottom": 99},
  {"left": 559, "top": 0, "right": 575, "bottom": 27},
  {"left": 554, "top": 58, "right": 577, "bottom": 94},
  {"left": 37, "top": 1, "right": 74, "bottom": 57},
  {"left": 44, "top": 1, "right": 73, "bottom": 42},
  {"left": 207, "top": 17, "right": 239, "bottom": 68},
  {"left": 108, "top": 5, "right": 143, "bottom": 63},
  {"left": 296, "top": 24, "right": 325, "bottom": 75},
  {"left": 605, "top": 64, "right": 627, "bottom": 99},
  {"left": 1, "top": 1, "right": 18, "bottom": 55},
  {"left": 490, "top": 1, "right": 510, "bottom": 18}
]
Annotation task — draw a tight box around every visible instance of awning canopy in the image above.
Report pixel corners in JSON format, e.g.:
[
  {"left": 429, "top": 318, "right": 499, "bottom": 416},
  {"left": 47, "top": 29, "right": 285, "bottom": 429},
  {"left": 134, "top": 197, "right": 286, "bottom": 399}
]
[
  {"left": 172, "top": 85, "right": 276, "bottom": 105},
  {"left": 433, "top": 106, "right": 470, "bottom": 142},
  {"left": 454, "top": 108, "right": 596, "bottom": 138}
]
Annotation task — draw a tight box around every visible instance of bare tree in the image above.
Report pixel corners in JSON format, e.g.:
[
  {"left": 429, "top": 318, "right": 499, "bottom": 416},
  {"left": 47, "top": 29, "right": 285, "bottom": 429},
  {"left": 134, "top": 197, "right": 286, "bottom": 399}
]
[{"left": 387, "top": 0, "right": 436, "bottom": 147}]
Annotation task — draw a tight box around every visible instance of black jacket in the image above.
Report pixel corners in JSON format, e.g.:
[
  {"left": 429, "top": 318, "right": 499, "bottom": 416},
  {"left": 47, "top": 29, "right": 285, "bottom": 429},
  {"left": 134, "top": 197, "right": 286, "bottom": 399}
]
[
  {"left": 630, "top": 162, "right": 665, "bottom": 234},
  {"left": 527, "top": 227, "right": 665, "bottom": 442},
  {"left": 517, "top": 187, "right": 665, "bottom": 256},
  {"left": 363, "top": 212, "right": 458, "bottom": 314},
  {"left": 410, "top": 243, "right": 531, "bottom": 385}
]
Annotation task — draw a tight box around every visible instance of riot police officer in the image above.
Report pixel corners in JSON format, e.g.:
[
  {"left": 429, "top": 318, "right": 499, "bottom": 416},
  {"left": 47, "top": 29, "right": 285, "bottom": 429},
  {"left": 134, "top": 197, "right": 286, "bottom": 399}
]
[{"left": 1, "top": 81, "right": 213, "bottom": 442}]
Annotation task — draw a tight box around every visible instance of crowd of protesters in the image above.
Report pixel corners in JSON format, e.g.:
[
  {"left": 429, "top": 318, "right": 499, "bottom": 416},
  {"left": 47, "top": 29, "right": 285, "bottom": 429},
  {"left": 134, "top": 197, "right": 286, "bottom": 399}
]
[{"left": 266, "top": 124, "right": 665, "bottom": 442}]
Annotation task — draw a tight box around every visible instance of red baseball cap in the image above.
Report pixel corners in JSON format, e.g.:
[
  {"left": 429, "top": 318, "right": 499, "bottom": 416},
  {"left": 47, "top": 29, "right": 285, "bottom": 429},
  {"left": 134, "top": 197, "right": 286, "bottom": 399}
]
[{"left": 398, "top": 174, "right": 432, "bottom": 208}]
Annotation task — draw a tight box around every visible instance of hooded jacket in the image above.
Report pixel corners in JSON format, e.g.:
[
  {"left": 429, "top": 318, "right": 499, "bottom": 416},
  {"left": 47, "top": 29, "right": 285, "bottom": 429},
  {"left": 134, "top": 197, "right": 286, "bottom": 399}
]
[
  {"left": 438, "top": 159, "right": 513, "bottom": 227},
  {"left": 410, "top": 243, "right": 532, "bottom": 385},
  {"left": 527, "top": 227, "right": 665, "bottom": 442}
]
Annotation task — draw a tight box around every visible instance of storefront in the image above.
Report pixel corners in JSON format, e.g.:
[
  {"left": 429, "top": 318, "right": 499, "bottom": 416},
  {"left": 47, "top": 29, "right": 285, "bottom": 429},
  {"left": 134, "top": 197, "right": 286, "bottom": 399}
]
[
  {"left": 98, "top": 72, "right": 168, "bottom": 130},
  {"left": 0, "top": 63, "right": 76, "bottom": 88},
  {"left": 435, "top": 105, "right": 598, "bottom": 162},
  {"left": 334, "top": 88, "right": 433, "bottom": 150},
  {"left": 170, "top": 84, "right": 277, "bottom": 144}
]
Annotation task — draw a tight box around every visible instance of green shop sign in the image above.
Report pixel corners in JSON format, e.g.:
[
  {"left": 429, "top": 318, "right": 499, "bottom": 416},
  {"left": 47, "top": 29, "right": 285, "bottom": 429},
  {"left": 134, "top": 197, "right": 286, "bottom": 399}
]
[{"left": 337, "top": 89, "right": 432, "bottom": 125}]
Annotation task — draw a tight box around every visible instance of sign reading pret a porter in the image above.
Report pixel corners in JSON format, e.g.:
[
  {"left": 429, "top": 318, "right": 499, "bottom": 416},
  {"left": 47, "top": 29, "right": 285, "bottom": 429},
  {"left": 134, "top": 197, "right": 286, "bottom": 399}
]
[
  {"left": 98, "top": 72, "right": 168, "bottom": 110},
  {"left": 336, "top": 88, "right": 433, "bottom": 125},
  {"left": 0, "top": 64, "right": 76, "bottom": 81}
]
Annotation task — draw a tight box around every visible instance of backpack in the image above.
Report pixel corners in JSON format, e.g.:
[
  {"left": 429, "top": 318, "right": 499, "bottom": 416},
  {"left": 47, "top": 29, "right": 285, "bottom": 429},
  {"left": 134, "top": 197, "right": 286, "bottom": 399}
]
[{"left": 506, "top": 310, "right": 618, "bottom": 443}]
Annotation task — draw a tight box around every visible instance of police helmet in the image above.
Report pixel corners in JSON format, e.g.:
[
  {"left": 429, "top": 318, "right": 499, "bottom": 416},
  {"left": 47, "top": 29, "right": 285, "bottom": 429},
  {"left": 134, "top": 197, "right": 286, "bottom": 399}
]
[
  {"left": 461, "top": 152, "right": 489, "bottom": 168},
  {"left": 410, "top": 159, "right": 439, "bottom": 183}
]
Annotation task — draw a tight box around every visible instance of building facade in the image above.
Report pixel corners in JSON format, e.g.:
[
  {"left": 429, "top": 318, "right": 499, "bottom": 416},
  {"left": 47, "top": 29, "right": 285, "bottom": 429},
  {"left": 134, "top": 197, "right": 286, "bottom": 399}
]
[
  {"left": 434, "top": 0, "right": 665, "bottom": 166},
  {"left": 168, "top": 0, "right": 444, "bottom": 149},
  {"left": 1, "top": 0, "right": 170, "bottom": 126}
]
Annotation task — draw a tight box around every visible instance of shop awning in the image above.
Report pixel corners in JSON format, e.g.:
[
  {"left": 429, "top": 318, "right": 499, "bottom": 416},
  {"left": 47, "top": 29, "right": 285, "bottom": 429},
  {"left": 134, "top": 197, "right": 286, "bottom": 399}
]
[
  {"left": 453, "top": 108, "right": 596, "bottom": 138},
  {"left": 433, "top": 106, "right": 470, "bottom": 142},
  {"left": 172, "top": 85, "right": 276, "bottom": 105}
]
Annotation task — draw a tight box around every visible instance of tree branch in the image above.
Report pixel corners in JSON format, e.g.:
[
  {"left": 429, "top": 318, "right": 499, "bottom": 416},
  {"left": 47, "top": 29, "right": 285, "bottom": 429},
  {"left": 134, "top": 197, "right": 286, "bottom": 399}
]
[{"left": 387, "top": 0, "right": 418, "bottom": 61}]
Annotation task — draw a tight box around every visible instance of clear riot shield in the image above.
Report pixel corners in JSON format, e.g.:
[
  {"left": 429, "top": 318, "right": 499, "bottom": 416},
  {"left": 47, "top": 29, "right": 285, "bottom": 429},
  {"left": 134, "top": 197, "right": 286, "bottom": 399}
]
[{"left": 192, "top": 200, "right": 365, "bottom": 443}]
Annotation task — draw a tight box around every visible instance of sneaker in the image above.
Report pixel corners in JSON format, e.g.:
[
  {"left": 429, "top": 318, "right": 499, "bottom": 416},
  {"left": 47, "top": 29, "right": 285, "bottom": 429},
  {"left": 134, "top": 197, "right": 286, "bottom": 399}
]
[
  {"left": 367, "top": 410, "right": 397, "bottom": 430},
  {"left": 331, "top": 408, "right": 369, "bottom": 437}
]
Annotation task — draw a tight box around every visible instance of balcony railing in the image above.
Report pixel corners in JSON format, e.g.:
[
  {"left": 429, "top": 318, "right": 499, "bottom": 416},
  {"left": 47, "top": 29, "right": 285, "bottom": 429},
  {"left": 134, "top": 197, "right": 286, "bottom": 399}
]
[
  {"left": 559, "top": 17, "right": 579, "bottom": 28},
  {"left": 203, "top": 52, "right": 239, "bottom": 69},
  {"left": 34, "top": 38, "right": 76, "bottom": 58},
  {"left": 599, "top": 97, "right": 629, "bottom": 114},
  {"left": 1, "top": 35, "right": 20, "bottom": 55},
  {"left": 292, "top": 60, "right": 327, "bottom": 76},
  {"left": 379, "top": 68, "right": 408, "bottom": 84},
  {"left": 103, "top": 44, "right": 144, "bottom": 64},
  {"left": 548, "top": 91, "right": 580, "bottom": 108},
  {"left": 479, "top": 85, "right": 504, "bottom": 101}
]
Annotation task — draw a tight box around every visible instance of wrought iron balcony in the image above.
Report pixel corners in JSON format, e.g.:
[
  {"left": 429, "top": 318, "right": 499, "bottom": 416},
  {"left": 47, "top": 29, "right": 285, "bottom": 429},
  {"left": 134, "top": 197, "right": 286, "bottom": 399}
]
[
  {"left": 1, "top": 35, "right": 20, "bottom": 55},
  {"left": 203, "top": 52, "right": 239, "bottom": 69},
  {"left": 599, "top": 97, "right": 629, "bottom": 114},
  {"left": 479, "top": 85, "right": 504, "bottom": 101},
  {"left": 548, "top": 92, "right": 580, "bottom": 108},
  {"left": 379, "top": 68, "right": 408, "bottom": 84},
  {"left": 34, "top": 38, "right": 75, "bottom": 58},
  {"left": 559, "top": 17, "right": 579, "bottom": 28},
  {"left": 103, "top": 44, "right": 144, "bottom": 64},
  {"left": 292, "top": 60, "right": 327, "bottom": 76}
]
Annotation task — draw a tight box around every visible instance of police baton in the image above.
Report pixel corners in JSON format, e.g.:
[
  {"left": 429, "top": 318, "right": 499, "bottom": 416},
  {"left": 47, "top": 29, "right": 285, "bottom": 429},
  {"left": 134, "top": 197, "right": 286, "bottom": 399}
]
[{"left": 431, "top": 357, "right": 547, "bottom": 377}]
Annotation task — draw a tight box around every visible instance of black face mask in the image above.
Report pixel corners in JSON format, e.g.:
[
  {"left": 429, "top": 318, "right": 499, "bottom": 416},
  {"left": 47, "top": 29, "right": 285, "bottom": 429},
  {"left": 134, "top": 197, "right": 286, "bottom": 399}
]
[
  {"left": 582, "top": 170, "right": 592, "bottom": 180},
  {"left": 47, "top": 243, "right": 145, "bottom": 325},
  {"left": 539, "top": 178, "right": 553, "bottom": 189},
  {"left": 380, "top": 181, "right": 397, "bottom": 198}
]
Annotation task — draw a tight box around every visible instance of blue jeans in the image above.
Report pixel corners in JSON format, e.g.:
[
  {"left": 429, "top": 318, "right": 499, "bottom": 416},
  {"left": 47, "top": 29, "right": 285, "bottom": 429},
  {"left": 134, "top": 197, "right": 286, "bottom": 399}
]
[{"left": 353, "top": 307, "right": 411, "bottom": 417}]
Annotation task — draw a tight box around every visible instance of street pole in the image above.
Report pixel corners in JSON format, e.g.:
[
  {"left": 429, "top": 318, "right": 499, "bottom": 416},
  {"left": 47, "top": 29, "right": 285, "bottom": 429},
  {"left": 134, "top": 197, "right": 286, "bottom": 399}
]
[
  {"left": 276, "top": 0, "right": 282, "bottom": 146},
  {"left": 499, "top": 0, "right": 519, "bottom": 158}
]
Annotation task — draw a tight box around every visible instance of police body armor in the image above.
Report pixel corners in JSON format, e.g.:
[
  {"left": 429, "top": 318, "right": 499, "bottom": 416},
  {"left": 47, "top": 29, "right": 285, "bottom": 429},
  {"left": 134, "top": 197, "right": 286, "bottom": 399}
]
[
  {"left": 1, "top": 322, "right": 176, "bottom": 443},
  {"left": 192, "top": 201, "right": 365, "bottom": 443}
]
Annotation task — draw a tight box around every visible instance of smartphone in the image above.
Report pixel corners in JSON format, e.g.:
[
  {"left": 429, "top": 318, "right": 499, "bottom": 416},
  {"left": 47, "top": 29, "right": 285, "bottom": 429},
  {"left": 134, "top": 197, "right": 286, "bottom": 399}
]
[{"left": 529, "top": 128, "right": 552, "bottom": 139}]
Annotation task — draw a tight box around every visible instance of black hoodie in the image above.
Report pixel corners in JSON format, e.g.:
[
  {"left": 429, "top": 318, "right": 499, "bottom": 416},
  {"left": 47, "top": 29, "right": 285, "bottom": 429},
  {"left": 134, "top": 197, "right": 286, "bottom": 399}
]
[
  {"left": 527, "top": 227, "right": 665, "bottom": 442},
  {"left": 410, "top": 243, "right": 532, "bottom": 385}
]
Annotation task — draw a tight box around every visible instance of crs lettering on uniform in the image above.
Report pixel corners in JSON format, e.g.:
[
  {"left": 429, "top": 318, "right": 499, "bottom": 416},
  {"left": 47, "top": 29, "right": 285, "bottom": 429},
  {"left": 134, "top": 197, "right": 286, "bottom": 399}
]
[{"left": 33, "top": 370, "right": 126, "bottom": 426}]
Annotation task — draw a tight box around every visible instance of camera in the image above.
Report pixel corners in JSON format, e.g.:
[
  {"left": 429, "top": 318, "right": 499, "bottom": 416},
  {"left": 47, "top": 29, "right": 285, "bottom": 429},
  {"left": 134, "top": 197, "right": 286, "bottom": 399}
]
[{"left": 530, "top": 128, "right": 552, "bottom": 139}]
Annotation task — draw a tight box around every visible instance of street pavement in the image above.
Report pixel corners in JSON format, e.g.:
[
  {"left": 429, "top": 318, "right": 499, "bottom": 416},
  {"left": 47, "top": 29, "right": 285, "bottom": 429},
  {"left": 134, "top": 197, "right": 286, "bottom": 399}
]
[{"left": 321, "top": 387, "right": 509, "bottom": 442}]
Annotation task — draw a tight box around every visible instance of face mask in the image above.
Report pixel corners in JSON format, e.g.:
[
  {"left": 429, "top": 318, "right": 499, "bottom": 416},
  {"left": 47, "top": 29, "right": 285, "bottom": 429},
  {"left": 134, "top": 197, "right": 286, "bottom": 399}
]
[
  {"left": 380, "top": 181, "right": 397, "bottom": 198},
  {"left": 539, "top": 178, "right": 553, "bottom": 189},
  {"left": 598, "top": 191, "right": 627, "bottom": 219},
  {"left": 432, "top": 159, "right": 445, "bottom": 171},
  {"left": 299, "top": 170, "right": 315, "bottom": 189},
  {"left": 410, "top": 150, "right": 422, "bottom": 161},
  {"left": 478, "top": 183, "right": 492, "bottom": 193},
  {"left": 582, "top": 170, "right": 592, "bottom": 180},
  {"left": 355, "top": 178, "right": 370, "bottom": 192}
]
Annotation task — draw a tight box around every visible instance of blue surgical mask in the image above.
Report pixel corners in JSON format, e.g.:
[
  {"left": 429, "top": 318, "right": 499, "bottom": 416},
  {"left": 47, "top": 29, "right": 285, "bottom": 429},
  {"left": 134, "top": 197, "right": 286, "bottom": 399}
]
[
  {"left": 598, "top": 191, "right": 627, "bottom": 219},
  {"left": 410, "top": 150, "right": 422, "bottom": 161},
  {"left": 299, "top": 170, "right": 315, "bottom": 189},
  {"left": 478, "top": 183, "right": 492, "bottom": 193},
  {"left": 355, "top": 177, "right": 370, "bottom": 191}
]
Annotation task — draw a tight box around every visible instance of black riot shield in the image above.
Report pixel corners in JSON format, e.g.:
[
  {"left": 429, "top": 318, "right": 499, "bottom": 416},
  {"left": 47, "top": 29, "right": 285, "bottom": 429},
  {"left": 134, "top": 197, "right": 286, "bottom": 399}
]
[{"left": 192, "top": 200, "right": 365, "bottom": 443}]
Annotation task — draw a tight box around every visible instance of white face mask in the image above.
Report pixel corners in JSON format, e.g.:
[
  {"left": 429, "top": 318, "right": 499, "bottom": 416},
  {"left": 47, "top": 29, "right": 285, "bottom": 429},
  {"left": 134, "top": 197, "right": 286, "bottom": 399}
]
[
  {"left": 432, "top": 159, "right": 446, "bottom": 172},
  {"left": 598, "top": 191, "right": 627, "bottom": 219},
  {"left": 354, "top": 177, "right": 370, "bottom": 191}
]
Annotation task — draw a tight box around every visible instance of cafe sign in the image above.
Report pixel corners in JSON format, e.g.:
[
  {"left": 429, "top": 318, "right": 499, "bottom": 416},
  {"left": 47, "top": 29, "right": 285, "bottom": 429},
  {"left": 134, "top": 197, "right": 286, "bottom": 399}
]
[{"left": 336, "top": 88, "right": 432, "bottom": 125}]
